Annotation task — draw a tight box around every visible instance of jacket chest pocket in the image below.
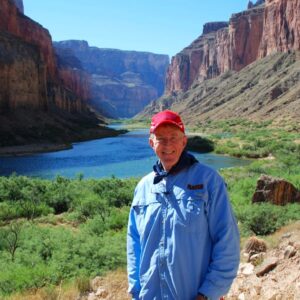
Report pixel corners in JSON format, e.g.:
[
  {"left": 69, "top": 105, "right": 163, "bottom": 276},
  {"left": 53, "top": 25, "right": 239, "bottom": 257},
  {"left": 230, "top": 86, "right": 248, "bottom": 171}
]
[
  {"left": 174, "top": 192, "right": 208, "bottom": 233},
  {"left": 133, "top": 199, "right": 161, "bottom": 237}
]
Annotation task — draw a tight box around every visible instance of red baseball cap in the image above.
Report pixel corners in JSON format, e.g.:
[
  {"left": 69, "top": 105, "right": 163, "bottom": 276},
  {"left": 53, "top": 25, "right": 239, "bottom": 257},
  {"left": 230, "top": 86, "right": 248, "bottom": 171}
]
[{"left": 150, "top": 110, "right": 185, "bottom": 133}]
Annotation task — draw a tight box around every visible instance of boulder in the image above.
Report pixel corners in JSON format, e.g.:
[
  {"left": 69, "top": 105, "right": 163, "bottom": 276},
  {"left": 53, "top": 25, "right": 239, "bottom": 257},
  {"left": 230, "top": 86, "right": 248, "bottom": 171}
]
[{"left": 252, "top": 174, "right": 300, "bottom": 205}]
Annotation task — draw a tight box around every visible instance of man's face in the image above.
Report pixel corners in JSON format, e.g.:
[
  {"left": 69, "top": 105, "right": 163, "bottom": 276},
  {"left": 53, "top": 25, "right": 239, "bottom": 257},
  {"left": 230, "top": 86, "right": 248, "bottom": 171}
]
[{"left": 149, "top": 124, "right": 187, "bottom": 171}]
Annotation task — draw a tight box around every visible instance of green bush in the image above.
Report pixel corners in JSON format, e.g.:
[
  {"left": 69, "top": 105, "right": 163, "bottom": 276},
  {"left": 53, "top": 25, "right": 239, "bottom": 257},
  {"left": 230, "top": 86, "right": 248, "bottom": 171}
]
[
  {"left": 236, "top": 203, "right": 299, "bottom": 236},
  {"left": 81, "top": 216, "right": 107, "bottom": 236},
  {"left": 45, "top": 176, "right": 74, "bottom": 214},
  {"left": 186, "top": 136, "right": 215, "bottom": 153}
]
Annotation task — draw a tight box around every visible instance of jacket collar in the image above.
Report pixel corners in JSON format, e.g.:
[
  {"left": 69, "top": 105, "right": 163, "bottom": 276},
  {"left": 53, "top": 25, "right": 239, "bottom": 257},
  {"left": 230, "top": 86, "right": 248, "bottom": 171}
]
[{"left": 153, "top": 151, "right": 198, "bottom": 184}]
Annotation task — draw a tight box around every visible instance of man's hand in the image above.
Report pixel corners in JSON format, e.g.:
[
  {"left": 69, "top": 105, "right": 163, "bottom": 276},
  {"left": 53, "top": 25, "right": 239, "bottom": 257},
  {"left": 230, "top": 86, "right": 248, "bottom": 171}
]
[{"left": 195, "top": 294, "right": 208, "bottom": 300}]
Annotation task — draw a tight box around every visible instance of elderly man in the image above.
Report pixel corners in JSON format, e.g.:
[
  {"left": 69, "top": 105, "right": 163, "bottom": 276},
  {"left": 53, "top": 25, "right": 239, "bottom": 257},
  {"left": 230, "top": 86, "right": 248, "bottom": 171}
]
[{"left": 127, "top": 110, "right": 240, "bottom": 300}]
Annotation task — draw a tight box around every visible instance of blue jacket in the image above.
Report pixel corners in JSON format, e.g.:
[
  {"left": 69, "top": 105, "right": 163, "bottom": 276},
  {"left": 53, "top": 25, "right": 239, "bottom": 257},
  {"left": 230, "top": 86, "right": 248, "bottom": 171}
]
[{"left": 127, "top": 161, "right": 240, "bottom": 300}]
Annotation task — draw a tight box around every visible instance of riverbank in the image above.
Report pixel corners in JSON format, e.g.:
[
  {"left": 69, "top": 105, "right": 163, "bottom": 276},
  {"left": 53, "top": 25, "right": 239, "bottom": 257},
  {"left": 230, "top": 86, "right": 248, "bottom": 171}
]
[
  {"left": 0, "top": 109, "right": 127, "bottom": 157},
  {"left": 0, "top": 143, "right": 73, "bottom": 157},
  {"left": 0, "top": 126, "right": 127, "bottom": 157}
]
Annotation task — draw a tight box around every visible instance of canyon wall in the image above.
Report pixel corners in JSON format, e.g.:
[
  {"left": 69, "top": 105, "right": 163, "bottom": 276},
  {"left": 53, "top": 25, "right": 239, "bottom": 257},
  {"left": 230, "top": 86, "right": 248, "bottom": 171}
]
[
  {"left": 166, "top": 22, "right": 229, "bottom": 92},
  {"left": 0, "top": 0, "right": 89, "bottom": 113},
  {"left": 0, "top": 31, "right": 47, "bottom": 111},
  {"left": 166, "top": 0, "right": 300, "bottom": 94},
  {"left": 12, "top": 0, "right": 24, "bottom": 13},
  {"left": 258, "top": 0, "right": 300, "bottom": 57},
  {"left": 54, "top": 40, "right": 169, "bottom": 118}
]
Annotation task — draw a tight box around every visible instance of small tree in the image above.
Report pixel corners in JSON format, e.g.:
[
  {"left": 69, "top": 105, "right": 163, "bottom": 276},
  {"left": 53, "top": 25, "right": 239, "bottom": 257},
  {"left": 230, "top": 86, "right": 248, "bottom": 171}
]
[{"left": 1, "top": 221, "right": 23, "bottom": 261}]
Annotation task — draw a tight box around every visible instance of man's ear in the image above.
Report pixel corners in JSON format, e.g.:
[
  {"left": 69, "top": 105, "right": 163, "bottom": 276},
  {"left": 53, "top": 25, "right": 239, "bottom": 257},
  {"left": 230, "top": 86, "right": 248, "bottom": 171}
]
[
  {"left": 149, "top": 138, "right": 154, "bottom": 149},
  {"left": 183, "top": 135, "right": 188, "bottom": 148}
]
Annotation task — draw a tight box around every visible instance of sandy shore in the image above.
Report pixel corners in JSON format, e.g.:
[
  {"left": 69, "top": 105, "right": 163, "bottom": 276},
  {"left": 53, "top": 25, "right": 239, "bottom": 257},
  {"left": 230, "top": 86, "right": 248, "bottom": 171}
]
[{"left": 0, "top": 143, "right": 72, "bottom": 157}]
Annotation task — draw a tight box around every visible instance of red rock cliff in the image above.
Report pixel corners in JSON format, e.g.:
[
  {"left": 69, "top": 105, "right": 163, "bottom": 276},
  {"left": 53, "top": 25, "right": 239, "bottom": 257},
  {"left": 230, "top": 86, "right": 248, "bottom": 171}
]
[
  {"left": 12, "top": 0, "right": 24, "bottom": 13},
  {"left": 58, "top": 69, "right": 90, "bottom": 102},
  {"left": 259, "top": 0, "right": 300, "bottom": 57},
  {"left": 166, "top": 0, "right": 299, "bottom": 93},
  {"left": 0, "top": 0, "right": 90, "bottom": 113},
  {"left": 0, "top": 31, "right": 47, "bottom": 110},
  {"left": 0, "top": 0, "right": 56, "bottom": 79},
  {"left": 229, "top": 7, "right": 265, "bottom": 71},
  {"left": 166, "top": 22, "right": 230, "bottom": 92}
]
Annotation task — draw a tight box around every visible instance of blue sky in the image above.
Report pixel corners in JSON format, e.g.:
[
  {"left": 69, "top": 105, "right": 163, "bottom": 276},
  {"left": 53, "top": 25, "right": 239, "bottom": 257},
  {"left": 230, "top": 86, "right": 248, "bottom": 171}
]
[{"left": 23, "top": 0, "right": 248, "bottom": 57}]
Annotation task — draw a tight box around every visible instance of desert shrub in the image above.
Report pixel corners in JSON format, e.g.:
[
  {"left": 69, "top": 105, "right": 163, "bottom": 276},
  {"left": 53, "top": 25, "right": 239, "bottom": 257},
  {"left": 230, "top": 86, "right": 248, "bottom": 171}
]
[
  {"left": 0, "top": 202, "right": 19, "bottom": 221},
  {"left": 90, "top": 177, "right": 137, "bottom": 207},
  {"left": 81, "top": 216, "right": 107, "bottom": 236},
  {"left": 106, "top": 206, "right": 130, "bottom": 231},
  {"left": 236, "top": 203, "right": 299, "bottom": 236},
  {"left": 0, "top": 175, "right": 30, "bottom": 202},
  {"left": 74, "top": 192, "right": 110, "bottom": 222},
  {"left": 227, "top": 177, "right": 257, "bottom": 207},
  {"left": 45, "top": 176, "right": 75, "bottom": 214},
  {"left": 186, "top": 136, "right": 215, "bottom": 153}
]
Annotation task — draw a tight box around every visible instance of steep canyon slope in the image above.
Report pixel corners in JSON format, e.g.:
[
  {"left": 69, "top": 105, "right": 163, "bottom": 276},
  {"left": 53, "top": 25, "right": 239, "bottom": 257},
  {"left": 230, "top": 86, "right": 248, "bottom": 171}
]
[{"left": 139, "top": 0, "right": 300, "bottom": 124}]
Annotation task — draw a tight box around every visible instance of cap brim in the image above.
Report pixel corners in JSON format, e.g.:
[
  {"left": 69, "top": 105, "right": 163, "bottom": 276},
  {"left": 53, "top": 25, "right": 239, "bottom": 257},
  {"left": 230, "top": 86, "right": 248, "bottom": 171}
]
[{"left": 151, "top": 120, "right": 184, "bottom": 133}]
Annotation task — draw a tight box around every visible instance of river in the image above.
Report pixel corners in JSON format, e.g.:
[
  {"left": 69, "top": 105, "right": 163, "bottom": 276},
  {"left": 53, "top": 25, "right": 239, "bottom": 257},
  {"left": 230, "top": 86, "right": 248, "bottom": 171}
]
[{"left": 0, "top": 128, "right": 250, "bottom": 179}]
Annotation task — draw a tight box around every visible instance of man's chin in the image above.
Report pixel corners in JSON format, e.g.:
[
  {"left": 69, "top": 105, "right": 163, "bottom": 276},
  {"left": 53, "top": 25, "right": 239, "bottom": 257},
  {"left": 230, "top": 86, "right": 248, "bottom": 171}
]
[{"left": 161, "top": 159, "right": 177, "bottom": 171}]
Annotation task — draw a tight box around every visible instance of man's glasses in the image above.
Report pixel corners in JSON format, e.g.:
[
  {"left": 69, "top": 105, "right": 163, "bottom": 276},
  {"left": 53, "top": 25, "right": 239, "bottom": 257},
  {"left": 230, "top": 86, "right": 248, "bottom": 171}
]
[{"left": 153, "top": 136, "right": 183, "bottom": 145}]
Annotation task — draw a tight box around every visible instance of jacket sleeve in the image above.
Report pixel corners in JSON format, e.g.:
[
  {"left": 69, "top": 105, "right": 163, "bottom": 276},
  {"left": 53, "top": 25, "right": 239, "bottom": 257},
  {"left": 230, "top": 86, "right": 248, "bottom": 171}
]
[
  {"left": 198, "top": 174, "right": 240, "bottom": 300},
  {"left": 127, "top": 201, "right": 141, "bottom": 299}
]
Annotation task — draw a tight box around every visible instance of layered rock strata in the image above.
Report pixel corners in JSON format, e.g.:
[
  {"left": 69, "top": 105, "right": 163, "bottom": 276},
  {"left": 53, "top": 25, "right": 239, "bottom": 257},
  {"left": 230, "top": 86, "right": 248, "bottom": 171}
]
[
  {"left": 0, "top": 0, "right": 89, "bottom": 114},
  {"left": 259, "top": 0, "right": 300, "bottom": 57},
  {"left": 13, "top": 0, "right": 24, "bottom": 13},
  {"left": 54, "top": 40, "right": 169, "bottom": 118}
]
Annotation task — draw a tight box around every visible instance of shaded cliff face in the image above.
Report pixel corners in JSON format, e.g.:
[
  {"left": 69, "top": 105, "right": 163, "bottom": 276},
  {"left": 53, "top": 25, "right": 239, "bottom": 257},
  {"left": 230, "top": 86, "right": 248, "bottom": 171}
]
[
  {"left": 0, "top": 0, "right": 112, "bottom": 147},
  {"left": 54, "top": 47, "right": 91, "bottom": 107},
  {"left": 0, "top": 0, "right": 91, "bottom": 113},
  {"left": 0, "top": 31, "right": 47, "bottom": 111},
  {"left": 0, "top": 0, "right": 56, "bottom": 80},
  {"left": 12, "top": 0, "right": 24, "bottom": 13},
  {"left": 166, "top": 0, "right": 299, "bottom": 94},
  {"left": 54, "top": 40, "right": 169, "bottom": 118},
  {"left": 229, "top": 7, "right": 265, "bottom": 71}
]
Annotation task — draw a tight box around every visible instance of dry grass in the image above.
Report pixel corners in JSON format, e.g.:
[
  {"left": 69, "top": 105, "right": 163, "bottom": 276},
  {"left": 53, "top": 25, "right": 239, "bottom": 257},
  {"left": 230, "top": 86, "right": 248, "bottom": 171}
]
[
  {"left": 264, "top": 220, "right": 300, "bottom": 249},
  {"left": 85, "top": 269, "right": 130, "bottom": 300},
  {"left": 5, "top": 269, "right": 130, "bottom": 300},
  {"left": 5, "top": 281, "right": 78, "bottom": 300}
]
